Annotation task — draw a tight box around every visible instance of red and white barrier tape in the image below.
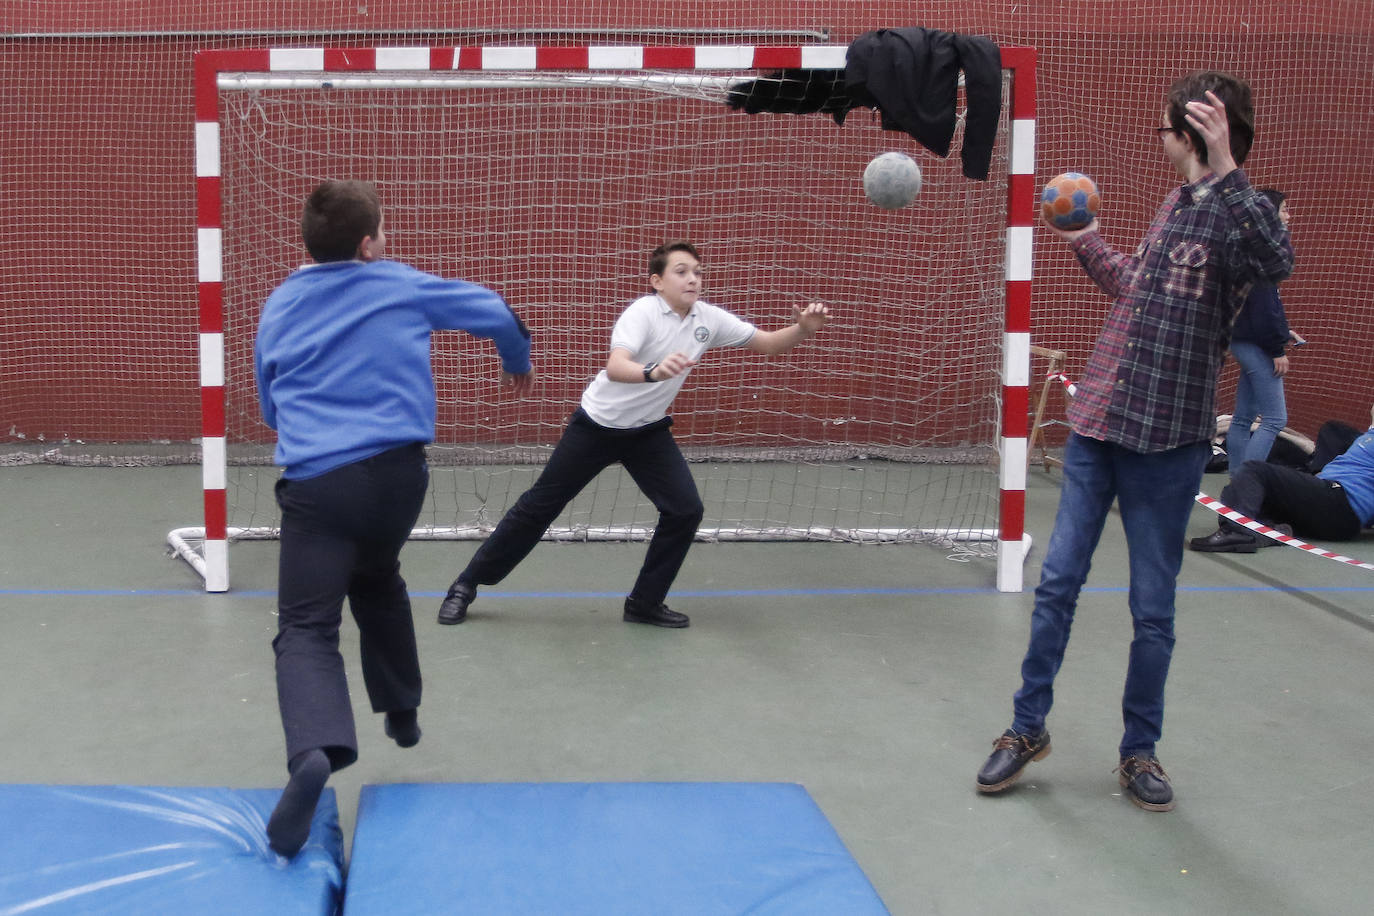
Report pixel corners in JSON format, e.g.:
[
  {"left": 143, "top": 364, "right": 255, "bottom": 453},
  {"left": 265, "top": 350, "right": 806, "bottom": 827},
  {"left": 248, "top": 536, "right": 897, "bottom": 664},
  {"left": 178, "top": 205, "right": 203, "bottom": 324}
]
[
  {"left": 1046, "top": 371, "right": 1077, "bottom": 396},
  {"left": 1042, "top": 362, "right": 1367, "bottom": 570},
  {"left": 1041, "top": 364, "right": 1365, "bottom": 570},
  {"left": 1194, "top": 492, "right": 1374, "bottom": 571}
]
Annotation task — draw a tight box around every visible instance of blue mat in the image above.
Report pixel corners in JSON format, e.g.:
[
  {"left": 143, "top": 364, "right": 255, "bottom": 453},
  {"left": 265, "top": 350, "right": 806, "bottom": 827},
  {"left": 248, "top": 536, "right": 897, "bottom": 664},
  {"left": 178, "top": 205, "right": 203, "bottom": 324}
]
[
  {"left": 0, "top": 784, "right": 342, "bottom": 915},
  {"left": 344, "top": 782, "right": 887, "bottom": 915}
]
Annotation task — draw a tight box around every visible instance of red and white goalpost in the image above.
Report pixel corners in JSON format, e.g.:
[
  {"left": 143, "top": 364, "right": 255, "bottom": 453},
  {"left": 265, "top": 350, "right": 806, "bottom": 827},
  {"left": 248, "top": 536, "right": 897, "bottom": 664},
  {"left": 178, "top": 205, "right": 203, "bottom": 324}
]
[{"left": 171, "top": 43, "right": 1037, "bottom": 593}]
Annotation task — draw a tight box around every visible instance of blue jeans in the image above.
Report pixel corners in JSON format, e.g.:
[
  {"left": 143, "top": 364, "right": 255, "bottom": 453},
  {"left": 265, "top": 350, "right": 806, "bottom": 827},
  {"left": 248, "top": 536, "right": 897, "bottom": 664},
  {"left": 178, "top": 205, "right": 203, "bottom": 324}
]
[
  {"left": 1226, "top": 340, "right": 1287, "bottom": 473},
  {"left": 1011, "top": 434, "right": 1209, "bottom": 758}
]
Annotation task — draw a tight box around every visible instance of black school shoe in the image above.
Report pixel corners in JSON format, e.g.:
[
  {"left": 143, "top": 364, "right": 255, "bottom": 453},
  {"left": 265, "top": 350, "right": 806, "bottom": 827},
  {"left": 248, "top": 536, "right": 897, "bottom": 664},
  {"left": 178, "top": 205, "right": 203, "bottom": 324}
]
[
  {"left": 976, "top": 728, "right": 1051, "bottom": 793},
  {"left": 1117, "top": 755, "right": 1175, "bottom": 811},
  {"left": 437, "top": 580, "right": 476, "bottom": 625},
  {"left": 1190, "top": 523, "right": 1294, "bottom": 552},
  {"left": 1189, "top": 528, "right": 1258, "bottom": 553},
  {"left": 623, "top": 596, "right": 690, "bottom": 628}
]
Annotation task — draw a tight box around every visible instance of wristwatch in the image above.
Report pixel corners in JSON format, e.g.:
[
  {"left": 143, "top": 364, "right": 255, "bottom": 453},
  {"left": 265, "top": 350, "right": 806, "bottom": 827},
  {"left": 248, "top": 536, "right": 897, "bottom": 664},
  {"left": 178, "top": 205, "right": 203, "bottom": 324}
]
[{"left": 642, "top": 361, "right": 659, "bottom": 382}]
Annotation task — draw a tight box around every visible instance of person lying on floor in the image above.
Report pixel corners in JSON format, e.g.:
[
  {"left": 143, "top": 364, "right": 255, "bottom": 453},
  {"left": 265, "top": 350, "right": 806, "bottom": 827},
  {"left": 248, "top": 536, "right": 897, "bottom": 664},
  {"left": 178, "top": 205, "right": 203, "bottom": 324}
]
[{"left": 1190, "top": 404, "right": 1374, "bottom": 552}]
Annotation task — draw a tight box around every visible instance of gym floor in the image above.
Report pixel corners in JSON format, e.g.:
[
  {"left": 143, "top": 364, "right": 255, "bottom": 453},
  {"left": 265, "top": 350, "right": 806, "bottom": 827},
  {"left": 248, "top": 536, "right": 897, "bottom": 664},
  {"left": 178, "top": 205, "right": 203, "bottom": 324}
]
[{"left": 1, "top": 463, "right": 1371, "bottom": 915}]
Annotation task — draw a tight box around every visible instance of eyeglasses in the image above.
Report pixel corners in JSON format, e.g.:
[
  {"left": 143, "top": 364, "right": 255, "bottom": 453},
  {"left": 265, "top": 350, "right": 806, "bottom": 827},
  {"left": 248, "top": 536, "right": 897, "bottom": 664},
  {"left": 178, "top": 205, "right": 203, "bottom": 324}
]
[{"left": 1154, "top": 126, "right": 1178, "bottom": 137}]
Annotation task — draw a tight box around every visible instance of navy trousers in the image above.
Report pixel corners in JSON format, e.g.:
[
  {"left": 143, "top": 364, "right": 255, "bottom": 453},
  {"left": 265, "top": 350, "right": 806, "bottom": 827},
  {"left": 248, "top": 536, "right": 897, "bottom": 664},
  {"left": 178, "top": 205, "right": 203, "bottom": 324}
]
[
  {"left": 1221, "top": 459, "right": 1362, "bottom": 540},
  {"left": 273, "top": 442, "right": 428, "bottom": 771},
  {"left": 462, "top": 409, "right": 705, "bottom": 606}
]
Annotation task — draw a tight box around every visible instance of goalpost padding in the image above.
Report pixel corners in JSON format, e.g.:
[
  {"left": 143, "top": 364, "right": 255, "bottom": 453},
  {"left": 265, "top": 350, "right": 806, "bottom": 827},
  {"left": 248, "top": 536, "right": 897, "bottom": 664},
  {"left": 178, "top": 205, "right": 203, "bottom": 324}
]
[
  {"left": 0, "top": 784, "right": 343, "bottom": 914},
  {"left": 184, "top": 44, "right": 1036, "bottom": 594},
  {"left": 343, "top": 782, "right": 888, "bottom": 914}
]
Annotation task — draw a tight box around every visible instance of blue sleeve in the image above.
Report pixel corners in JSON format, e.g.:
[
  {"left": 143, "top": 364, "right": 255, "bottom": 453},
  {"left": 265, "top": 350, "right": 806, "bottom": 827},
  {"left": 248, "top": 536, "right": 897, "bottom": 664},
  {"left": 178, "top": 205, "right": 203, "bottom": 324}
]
[{"left": 409, "top": 269, "right": 533, "bottom": 374}]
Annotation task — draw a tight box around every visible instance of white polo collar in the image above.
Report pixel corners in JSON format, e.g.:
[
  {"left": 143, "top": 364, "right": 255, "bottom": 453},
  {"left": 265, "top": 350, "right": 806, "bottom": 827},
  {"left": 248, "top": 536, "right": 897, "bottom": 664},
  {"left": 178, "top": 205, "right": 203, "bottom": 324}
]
[{"left": 653, "top": 293, "right": 698, "bottom": 319}]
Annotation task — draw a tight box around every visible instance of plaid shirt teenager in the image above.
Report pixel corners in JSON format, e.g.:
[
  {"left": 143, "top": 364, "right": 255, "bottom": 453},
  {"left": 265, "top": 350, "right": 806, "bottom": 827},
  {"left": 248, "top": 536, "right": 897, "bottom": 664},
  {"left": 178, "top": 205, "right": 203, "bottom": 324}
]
[{"left": 1065, "top": 168, "right": 1294, "bottom": 453}]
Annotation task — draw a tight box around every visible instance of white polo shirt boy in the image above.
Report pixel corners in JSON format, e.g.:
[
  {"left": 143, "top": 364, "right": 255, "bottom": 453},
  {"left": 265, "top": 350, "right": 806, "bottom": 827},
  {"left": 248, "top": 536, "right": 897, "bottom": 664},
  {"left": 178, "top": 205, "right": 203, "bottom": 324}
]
[{"left": 580, "top": 293, "right": 757, "bottom": 429}]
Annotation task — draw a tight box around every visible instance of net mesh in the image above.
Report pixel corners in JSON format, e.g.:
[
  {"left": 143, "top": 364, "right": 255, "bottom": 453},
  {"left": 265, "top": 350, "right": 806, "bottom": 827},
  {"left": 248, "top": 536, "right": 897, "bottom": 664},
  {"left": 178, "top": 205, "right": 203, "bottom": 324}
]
[
  {"left": 4, "top": 1, "right": 1372, "bottom": 559},
  {"left": 215, "top": 68, "right": 1010, "bottom": 544}
]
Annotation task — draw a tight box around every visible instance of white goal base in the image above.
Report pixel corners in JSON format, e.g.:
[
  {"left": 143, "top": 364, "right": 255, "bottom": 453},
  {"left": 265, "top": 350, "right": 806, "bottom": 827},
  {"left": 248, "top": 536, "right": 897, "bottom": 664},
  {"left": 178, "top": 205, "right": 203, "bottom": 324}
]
[{"left": 167, "top": 525, "right": 1027, "bottom": 594}]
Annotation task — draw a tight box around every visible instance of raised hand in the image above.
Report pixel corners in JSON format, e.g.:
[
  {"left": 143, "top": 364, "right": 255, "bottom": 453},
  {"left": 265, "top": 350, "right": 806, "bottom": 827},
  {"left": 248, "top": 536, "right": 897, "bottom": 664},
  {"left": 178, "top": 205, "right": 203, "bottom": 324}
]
[{"left": 1184, "top": 90, "right": 1236, "bottom": 178}]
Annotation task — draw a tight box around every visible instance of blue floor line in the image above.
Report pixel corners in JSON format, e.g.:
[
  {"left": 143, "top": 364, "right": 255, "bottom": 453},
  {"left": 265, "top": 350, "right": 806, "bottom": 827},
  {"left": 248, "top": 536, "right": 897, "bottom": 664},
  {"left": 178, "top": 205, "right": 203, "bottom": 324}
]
[{"left": 3, "top": 584, "right": 1373, "bottom": 599}]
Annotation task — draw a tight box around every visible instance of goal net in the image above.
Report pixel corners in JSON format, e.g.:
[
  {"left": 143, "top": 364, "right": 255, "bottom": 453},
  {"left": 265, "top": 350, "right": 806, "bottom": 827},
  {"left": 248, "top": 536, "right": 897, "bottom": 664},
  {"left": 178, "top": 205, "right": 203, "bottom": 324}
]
[{"left": 173, "top": 45, "right": 1035, "bottom": 592}]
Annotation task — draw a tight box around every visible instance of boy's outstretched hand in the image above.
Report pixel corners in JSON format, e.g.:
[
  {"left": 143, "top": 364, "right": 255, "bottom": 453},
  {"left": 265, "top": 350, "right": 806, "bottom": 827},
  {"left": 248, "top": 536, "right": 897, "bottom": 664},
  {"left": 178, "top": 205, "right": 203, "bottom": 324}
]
[{"left": 794, "top": 301, "right": 831, "bottom": 335}]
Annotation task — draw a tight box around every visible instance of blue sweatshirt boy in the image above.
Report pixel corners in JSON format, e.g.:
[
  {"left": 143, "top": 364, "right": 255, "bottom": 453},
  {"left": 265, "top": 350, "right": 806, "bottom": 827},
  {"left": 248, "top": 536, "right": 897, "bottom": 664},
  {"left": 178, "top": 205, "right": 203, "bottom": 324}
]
[{"left": 255, "top": 259, "right": 531, "bottom": 479}]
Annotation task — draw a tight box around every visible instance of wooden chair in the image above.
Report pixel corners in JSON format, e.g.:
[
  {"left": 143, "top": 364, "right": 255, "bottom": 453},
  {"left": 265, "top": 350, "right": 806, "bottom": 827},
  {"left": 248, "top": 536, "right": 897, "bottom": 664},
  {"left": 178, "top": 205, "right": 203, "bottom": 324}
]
[{"left": 1028, "top": 345, "right": 1070, "bottom": 471}]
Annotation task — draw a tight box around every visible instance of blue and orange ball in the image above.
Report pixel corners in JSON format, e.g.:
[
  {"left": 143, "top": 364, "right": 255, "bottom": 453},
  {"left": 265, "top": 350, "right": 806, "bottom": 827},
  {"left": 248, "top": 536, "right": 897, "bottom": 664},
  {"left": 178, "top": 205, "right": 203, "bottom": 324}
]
[{"left": 1040, "top": 172, "right": 1101, "bottom": 230}]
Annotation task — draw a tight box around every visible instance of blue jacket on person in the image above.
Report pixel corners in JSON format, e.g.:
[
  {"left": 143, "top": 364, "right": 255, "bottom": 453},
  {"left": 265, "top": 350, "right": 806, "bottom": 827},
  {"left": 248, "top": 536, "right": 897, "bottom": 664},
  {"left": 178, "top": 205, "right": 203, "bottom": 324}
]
[
  {"left": 1230, "top": 282, "right": 1291, "bottom": 358},
  {"left": 255, "top": 259, "right": 532, "bottom": 480},
  {"left": 1319, "top": 427, "right": 1374, "bottom": 528}
]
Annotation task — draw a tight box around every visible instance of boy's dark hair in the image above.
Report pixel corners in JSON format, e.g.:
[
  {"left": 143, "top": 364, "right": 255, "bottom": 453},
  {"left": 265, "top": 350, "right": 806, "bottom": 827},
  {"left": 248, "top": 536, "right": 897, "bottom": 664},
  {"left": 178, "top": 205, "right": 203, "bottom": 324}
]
[
  {"left": 649, "top": 240, "right": 700, "bottom": 277},
  {"left": 1258, "top": 187, "right": 1286, "bottom": 209},
  {"left": 1166, "top": 71, "right": 1255, "bottom": 167},
  {"left": 302, "top": 180, "right": 381, "bottom": 262}
]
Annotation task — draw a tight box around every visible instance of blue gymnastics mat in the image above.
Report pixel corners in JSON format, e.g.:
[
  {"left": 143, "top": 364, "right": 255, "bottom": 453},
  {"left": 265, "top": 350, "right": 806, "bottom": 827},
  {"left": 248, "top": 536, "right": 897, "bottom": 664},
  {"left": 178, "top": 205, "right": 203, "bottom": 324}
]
[
  {"left": 344, "top": 782, "right": 888, "bottom": 915},
  {"left": 0, "top": 784, "right": 343, "bottom": 915}
]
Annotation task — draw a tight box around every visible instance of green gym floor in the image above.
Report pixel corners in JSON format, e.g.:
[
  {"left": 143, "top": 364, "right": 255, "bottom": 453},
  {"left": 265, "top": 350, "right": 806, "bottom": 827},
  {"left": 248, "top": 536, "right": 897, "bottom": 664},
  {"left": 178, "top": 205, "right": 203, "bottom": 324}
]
[{"left": 1, "top": 463, "right": 1371, "bottom": 915}]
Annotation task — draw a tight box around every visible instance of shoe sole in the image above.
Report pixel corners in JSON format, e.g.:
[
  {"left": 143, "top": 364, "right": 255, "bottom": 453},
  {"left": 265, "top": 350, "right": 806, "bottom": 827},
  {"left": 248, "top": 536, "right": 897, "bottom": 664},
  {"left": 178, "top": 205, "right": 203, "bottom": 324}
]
[
  {"left": 1189, "top": 541, "right": 1257, "bottom": 553},
  {"left": 1117, "top": 772, "right": 1176, "bottom": 812},
  {"left": 623, "top": 614, "right": 690, "bottom": 628},
  {"left": 975, "top": 742, "right": 1051, "bottom": 794},
  {"left": 436, "top": 612, "right": 467, "bottom": 625}
]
